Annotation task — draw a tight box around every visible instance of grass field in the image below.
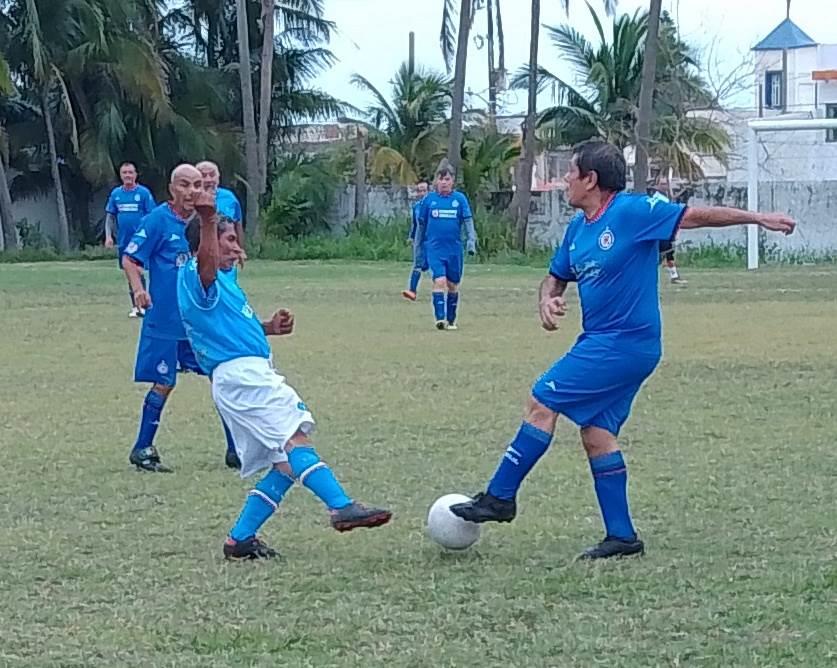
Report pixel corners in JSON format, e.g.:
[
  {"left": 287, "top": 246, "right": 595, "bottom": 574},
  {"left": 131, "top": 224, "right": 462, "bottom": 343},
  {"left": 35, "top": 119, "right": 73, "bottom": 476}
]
[{"left": 1, "top": 260, "right": 835, "bottom": 667}]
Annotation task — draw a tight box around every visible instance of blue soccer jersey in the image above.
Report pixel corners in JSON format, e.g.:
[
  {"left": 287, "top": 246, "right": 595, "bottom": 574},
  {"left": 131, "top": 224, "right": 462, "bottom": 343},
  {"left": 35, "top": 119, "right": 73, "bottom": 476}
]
[
  {"left": 106, "top": 185, "right": 156, "bottom": 250},
  {"left": 177, "top": 257, "right": 271, "bottom": 375},
  {"left": 549, "top": 192, "right": 686, "bottom": 345},
  {"left": 418, "top": 191, "right": 474, "bottom": 250},
  {"left": 216, "top": 187, "right": 242, "bottom": 223},
  {"left": 408, "top": 199, "right": 423, "bottom": 241},
  {"left": 124, "top": 204, "right": 193, "bottom": 340}
]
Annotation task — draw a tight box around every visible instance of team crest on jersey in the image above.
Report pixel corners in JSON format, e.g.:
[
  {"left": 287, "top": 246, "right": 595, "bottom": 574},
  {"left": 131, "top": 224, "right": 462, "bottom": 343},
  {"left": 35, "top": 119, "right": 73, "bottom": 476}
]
[
  {"left": 125, "top": 242, "right": 139, "bottom": 254},
  {"left": 431, "top": 208, "right": 440, "bottom": 218},
  {"left": 452, "top": 200, "right": 459, "bottom": 208},
  {"left": 134, "top": 194, "right": 141, "bottom": 202},
  {"left": 598, "top": 227, "right": 615, "bottom": 251},
  {"left": 241, "top": 303, "right": 254, "bottom": 318},
  {"left": 157, "top": 360, "right": 169, "bottom": 375},
  {"left": 176, "top": 252, "right": 189, "bottom": 267}
]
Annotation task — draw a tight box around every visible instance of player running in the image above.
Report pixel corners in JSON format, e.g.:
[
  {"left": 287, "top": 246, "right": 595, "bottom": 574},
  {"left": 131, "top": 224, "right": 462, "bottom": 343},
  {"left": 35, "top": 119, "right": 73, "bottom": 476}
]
[
  {"left": 122, "top": 164, "right": 240, "bottom": 472},
  {"left": 401, "top": 179, "right": 430, "bottom": 301},
  {"left": 103, "top": 162, "right": 156, "bottom": 317},
  {"left": 178, "top": 189, "right": 392, "bottom": 560},
  {"left": 415, "top": 162, "right": 477, "bottom": 330},
  {"left": 450, "top": 140, "right": 795, "bottom": 559}
]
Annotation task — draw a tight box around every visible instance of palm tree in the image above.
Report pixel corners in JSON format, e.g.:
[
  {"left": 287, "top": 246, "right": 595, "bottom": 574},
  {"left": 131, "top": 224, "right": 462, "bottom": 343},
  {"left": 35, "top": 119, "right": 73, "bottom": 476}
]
[
  {"left": 0, "top": 52, "right": 18, "bottom": 250},
  {"left": 235, "top": 0, "right": 261, "bottom": 240},
  {"left": 350, "top": 63, "right": 451, "bottom": 184},
  {"left": 459, "top": 122, "right": 519, "bottom": 205},
  {"left": 441, "top": 0, "right": 473, "bottom": 174},
  {"left": 633, "top": 0, "right": 662, "bottom": 191}
]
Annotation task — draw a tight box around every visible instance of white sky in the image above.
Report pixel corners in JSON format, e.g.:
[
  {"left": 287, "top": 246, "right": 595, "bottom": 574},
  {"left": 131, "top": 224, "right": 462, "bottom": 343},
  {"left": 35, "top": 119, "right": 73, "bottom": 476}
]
[{"left": 315, "top": 0, "right": 837, "bottom": 114}]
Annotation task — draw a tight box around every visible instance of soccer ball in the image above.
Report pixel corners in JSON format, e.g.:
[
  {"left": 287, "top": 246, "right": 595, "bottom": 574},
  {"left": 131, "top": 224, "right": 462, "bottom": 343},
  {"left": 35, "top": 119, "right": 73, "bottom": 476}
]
[{"left": 426, "top": 493, "right": 481, "bottom": 550}]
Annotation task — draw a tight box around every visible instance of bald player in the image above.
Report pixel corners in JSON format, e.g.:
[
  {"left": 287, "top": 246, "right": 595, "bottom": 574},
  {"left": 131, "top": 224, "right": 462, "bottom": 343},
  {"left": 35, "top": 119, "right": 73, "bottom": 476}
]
[{"left": 122, "top": 164, "right": 239, "bottom": 472}]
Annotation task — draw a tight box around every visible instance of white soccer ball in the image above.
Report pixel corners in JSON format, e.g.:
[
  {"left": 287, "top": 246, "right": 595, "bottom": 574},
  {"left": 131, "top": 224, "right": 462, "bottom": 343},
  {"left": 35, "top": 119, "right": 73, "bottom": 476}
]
[{"left": 426, "top": 493, "right": 481, "bottom": 550}]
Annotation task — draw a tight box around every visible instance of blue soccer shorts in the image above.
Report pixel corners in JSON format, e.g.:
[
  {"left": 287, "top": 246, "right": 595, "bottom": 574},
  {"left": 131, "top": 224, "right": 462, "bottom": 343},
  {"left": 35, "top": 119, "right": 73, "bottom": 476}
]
[
  {"left": 413, "top": 242, "right": 429, "bottom": 272},
  {"left": 531, "top": 335, "right": 661, "bottom": 436},
  {"left": 427, "top": 246, "right": 464, "bottom": 284},
  {"left": 134, "top": 333, "right": 205, "bottom": 386}
]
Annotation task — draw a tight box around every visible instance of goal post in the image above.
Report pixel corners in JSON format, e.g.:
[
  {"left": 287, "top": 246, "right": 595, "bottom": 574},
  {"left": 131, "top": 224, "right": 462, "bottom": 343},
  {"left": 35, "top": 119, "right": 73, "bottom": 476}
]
[{"left": 746, "top": 117, "right": 837, "bottom": 270}]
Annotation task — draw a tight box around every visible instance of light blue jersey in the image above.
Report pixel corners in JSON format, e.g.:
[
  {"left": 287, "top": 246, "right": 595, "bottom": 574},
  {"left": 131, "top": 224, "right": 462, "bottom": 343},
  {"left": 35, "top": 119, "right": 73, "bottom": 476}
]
[
  {"left": 416, "top": 190, "right": 476, "bottom": 251},
  {"left": 177, "top": 257, "right": 271, "bottom": 375},
  {"left": 549, "top": 191, "right": 686, "bottom": 347},
  {"left": 216, "top": 187, "right": 242, "bottom": 223}
]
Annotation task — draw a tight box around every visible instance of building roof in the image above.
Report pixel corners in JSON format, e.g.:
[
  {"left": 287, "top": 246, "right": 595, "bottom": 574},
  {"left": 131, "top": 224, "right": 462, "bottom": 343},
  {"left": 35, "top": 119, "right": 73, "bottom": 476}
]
[{"left": 753, "top": 18, "right": 817, "bottom": 51}]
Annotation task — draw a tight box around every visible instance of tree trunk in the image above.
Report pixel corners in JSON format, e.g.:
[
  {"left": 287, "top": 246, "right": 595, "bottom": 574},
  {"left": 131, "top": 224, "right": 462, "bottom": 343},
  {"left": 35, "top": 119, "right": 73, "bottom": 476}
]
[
  {"left": 447, "top": 0, "right": 472, "bottom": 175},
  {"left": 257, "top": 0, "right": 274, "bottom": 196},
  {"left": 354, "top": 128, "right": 367, "bottom": 220},
  {"left": 0, "top": 155, "right": 17, "bottom": 251},
  {"left": 42, "top": 85, "right": 70, "bottom": 251},
  {"left": 207, "top": 13, "right": 219, "bottom": 68},
  {"left": 236, "top": 0, "right": 262, "bottom": 242},
  {"left": 633, "top": 0, "right": 662, "bottom": 192},
  {"left": 513, "top": 0, "right": 540, "bottom": 252},
  {"left": 486, "top": 0, "right": 497, "bottom": 131}
]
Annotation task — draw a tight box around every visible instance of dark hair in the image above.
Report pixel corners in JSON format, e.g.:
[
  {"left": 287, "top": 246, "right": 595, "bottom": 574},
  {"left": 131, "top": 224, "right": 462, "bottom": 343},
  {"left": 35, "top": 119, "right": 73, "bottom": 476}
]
[
  {"left": 435, "top": 158, "right": 455, "bottom": 179},
  {"left": 185, "top": 214, "right": 235, "bottom": 253},
  {"left": 572, "top": 140, "right": 626, "bottom": 192},
  {"left": 119, "top": 161, "right": 137, "bottom": 171}
]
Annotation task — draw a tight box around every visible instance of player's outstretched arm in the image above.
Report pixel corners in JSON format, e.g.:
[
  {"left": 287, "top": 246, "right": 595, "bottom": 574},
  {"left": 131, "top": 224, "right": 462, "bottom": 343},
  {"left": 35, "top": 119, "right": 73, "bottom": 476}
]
[
  {"left": 538, "top": 275, "right": 568, "bottom": 332},
  {"left": 680, "top": 207, "right": 796, "bottom": 235},
  {"left": 195, "top": 190, "right": 220, "bottom": 290}
]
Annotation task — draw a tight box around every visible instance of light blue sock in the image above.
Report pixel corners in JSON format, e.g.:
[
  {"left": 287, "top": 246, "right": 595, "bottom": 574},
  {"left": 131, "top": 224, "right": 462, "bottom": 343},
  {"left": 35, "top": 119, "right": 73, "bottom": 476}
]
[
  {"left": 229, "top": 469, "right": 294, "bottom": 541},
  {"left": 132, "top": 389, "right": 166, "bottom": 452},
  {"left": 288, "top": 447, "right": 352, "bottom": 510},
  {"left": 432, "top": 291, "right": 446, "bottom": 322},
  {"left": 409, "top": 268, "right": 421, "bottom": 293},
  {"left": 487, "top": 422, "right": 553, "bottom": 500},
  {"left": 589, "top": 451, "right": 636, "bottom": 540},
  {"left": 446, "top": 292, "right": 459, "bottom": 324}
]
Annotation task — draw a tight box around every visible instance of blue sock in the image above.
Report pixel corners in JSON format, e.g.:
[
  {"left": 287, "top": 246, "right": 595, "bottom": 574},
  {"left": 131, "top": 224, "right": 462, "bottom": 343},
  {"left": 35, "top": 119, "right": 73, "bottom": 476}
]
[
  {"left": 220, "top": 414, "right": 236, "bottom": 454},
  {"left": 589, "top": 451, "right": 636, "bottom": 540},
  {"left": 288, "top": 446, "right": 352, "bottom": 510},
  {"left": 487, "top": 422, "right": 553, "bottom": 500},
  {"left": 132, "top": 390, "right": 166, "bottom": 452},
  {"left": 432, "top": 291, "right": 446, "bottom": 322},
  {"left": 446, "top": 292, "right": 459, "bottom": 324},
  {"left": 409, "top": 269, "right": 421, "bottom": 293},
  {"left": 229, "top": 469, "right": 294, "bottom": 541}
]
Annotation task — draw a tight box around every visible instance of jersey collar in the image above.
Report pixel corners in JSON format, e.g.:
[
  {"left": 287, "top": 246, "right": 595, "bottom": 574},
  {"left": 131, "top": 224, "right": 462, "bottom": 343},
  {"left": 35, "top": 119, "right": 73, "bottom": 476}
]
[{"left": 585, "top": 192, "right": 617, "bottom": 224}]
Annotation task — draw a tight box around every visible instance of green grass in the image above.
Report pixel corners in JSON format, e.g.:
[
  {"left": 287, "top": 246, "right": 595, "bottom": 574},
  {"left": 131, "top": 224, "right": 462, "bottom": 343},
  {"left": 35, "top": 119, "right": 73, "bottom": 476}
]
[{"left": 0, "top": 260, "right": 835, "bottom": 667}]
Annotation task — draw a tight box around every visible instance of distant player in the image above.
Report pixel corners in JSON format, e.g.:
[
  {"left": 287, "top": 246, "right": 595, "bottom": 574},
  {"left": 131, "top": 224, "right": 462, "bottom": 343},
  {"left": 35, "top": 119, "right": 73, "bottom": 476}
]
[
  {"left": 649, "top": 178, "right": 687, "bottom": 285},
  {"left": 450, "top": 140, "right": 795, "bottom": 559},
  {"left": 196, "top": 161, "right": 245, "bottom": 261},
  {"left": 401, "top": 179, "right": 430, "bottom": 301},
  {"left": 122, "top": 164, "right": 240, "bottom": 472},
  {"left": 104, "top": 162, "right": 156, "bottom": 317},
  {"left": 177, "top": 190, "right": 392, "bottom": 560},
  {"left": 415, "top": 162, "right": 477, "bottom": 330}
]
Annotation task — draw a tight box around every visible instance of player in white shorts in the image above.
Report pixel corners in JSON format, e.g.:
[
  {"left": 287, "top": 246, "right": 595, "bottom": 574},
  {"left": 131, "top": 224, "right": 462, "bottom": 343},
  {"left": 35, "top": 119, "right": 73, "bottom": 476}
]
[{"left": 177, "top": 189, "right": 392, "bottom": 560}]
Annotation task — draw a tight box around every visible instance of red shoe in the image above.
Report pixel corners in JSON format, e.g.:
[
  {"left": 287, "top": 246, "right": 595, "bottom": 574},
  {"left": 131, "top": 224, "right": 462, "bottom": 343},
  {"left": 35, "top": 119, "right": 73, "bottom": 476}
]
[{"left": 401, "top": 290, "right": 417, "bottom": 302}]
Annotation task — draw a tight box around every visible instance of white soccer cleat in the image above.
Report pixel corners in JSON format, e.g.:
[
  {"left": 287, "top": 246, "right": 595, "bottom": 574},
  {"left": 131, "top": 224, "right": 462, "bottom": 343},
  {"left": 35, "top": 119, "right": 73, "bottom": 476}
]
[
  {"left": 446, "top": 323, "right": 458, "bottom": 331},
  {"left": 129, "top": 307, "right": 139, "bottom": 318}
]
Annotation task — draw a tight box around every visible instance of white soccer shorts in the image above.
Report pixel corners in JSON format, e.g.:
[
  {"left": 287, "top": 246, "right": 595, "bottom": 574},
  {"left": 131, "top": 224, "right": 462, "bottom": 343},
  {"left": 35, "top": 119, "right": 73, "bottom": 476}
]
[{"left": 211, "top": 356, "right": 315, "bottom": 478}]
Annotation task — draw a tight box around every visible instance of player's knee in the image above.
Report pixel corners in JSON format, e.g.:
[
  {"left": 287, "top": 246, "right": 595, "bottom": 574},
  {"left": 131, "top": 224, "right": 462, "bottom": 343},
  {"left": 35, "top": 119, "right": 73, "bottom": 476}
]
[
  {"left": 432, "top": 277, "right": 446, "bottom": 290},
  {"left": 580, "top": 426, "right": 618, "bottom": 457},
  {"left": 524, "top": 397, "right": 557, "bottom": 432},
  {"left": 285, "top": 429, "right": 311, "bottom": 451},
  {"left": 447, "top": 281, "right": 459, "bottom": 293},
  {"left": 273, "top": 461, "right": 293, "bottom": 478},
  {"left": 151, "top": 383, "right": 173, "bottom": 399}
]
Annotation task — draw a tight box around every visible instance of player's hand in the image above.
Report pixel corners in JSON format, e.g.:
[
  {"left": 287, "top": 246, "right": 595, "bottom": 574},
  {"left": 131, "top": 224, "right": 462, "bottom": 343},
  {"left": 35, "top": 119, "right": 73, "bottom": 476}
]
[
  {"left": 539, "top": 296, "right": 566, "bottom": 331},
  {"left": 759, "top": 213, "right": 796, "bottom": 235},
  {"left": 194, "top": 189, "right": 216, "bottom": 221},
  {"left": 134, "top": 289, "right": 152, "bottom": 310},
  {"left": 237, "top": 247, "right": 248, "bottom": 269},
  {"left": 104, "top": 236, "right": 114, "bottom": 249},
  {"left": 268, "top": 308, "right": 294, "bottom": 336}
]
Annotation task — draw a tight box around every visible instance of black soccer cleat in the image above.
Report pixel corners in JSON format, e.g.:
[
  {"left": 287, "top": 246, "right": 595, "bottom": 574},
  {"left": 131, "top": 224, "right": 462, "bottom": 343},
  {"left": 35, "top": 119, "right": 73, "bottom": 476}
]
[
  {"left": 578, "top": 535, "right": 645, "bottom": 561},
  {"left": 330, "top": 502, "right": 393, "bottom": 532},
  {"left": 449, "top": 492, "right": 517, "bottom": 524},
  {"left": 225, "top": 450, "right": 242, "bottom": 470},
  {"left": 129, "top": 446, "right": 173, "bottom": 473},
  {"left": 223, "top": 536, "right": 279, "bottom": 560}
]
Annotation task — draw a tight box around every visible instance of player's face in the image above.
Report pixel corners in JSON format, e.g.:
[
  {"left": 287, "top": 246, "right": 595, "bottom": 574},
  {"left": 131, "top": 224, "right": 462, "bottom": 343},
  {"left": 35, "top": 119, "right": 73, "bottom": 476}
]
[
  {"left": 170, "top": 173, "right": 204, "bottom": 212},
  {"left": 564, "top": 156, "right": 595, "bottom": 208},
  {"left": 120, "top": 165, "right": 137, "bottom": 187},
  {"left": 200, "top": 167, "right": 220, "bottom": 193},
  {"left": 436, "top": 173, "right": 453, "bottom": 195},
  {"left": 218, "top": 228, "right": 243, "bottom": 270},
  {"left": 415, "top": 182, "right": 428, "bottom": 198}
]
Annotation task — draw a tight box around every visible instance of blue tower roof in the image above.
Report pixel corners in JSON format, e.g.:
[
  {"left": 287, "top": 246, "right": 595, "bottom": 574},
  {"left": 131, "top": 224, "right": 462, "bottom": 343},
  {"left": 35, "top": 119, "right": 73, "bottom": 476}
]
[{"left": 753, "top": 18, "right": 817, "bottom": 51}]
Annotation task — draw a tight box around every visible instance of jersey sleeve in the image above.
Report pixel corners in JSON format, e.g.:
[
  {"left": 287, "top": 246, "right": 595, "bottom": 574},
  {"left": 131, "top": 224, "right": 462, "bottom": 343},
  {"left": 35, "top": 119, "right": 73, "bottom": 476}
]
[
  {"left": 105, "top": 189, "right": 117, "bottom": 215},
  {"left": 179, "top": 258, "right": 219, "bottom": 310},
  {"left": 549, "top": 219, "right": 578, "bottom": 282},
  {"left": 457, "top": 192, "right": 474, "bottom": 220},
  {"left": 142, "top": 188, "right": 157, "bottom": 214},
  {"left": 630, "top": 193, "right": 687, "bottom": 242},
  {"left": 124, "top": 213, "right": 161, "bottom": 268}
]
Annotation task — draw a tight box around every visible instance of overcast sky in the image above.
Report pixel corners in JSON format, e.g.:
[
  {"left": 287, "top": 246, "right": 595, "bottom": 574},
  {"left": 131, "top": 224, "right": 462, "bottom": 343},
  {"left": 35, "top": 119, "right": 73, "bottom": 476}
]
[{"left": 315, "top": 0, "right": 837, "bottom": 114}]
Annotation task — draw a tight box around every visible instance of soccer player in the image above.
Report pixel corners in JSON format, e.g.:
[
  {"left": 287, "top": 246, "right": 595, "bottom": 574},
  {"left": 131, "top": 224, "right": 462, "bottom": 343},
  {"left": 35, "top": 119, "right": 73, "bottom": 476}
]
[
  {"left": 177, "top": 190, "right": 393, "bottom": 560},
  {"left": 104, "top": 162, "right": 156, "bottom": 317},
  {"left": 196, "top": 161, "right": 245, "bottom": 261},
  {"left": 122, "top": 164, "right": 240, "bottom": 472},
  {"left": 415, "top": 162, "right": 477, "bottom": 330},
  {"left": 401, "top": 179, "right": 430, "bottom": 301},
  {"left": 450, "top": 140, "right": 795, "bottom": 559},
  {"left": 649, "top": 178, "right": 687, "bottom": 285}
]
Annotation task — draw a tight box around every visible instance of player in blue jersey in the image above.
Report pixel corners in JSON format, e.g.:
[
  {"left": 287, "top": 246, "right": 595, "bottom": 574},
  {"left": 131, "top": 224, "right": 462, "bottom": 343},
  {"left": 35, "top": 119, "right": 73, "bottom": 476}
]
[
  {"left": 177, "top": 191, "right": 392, "bottom": 560},
  {"left": 649, "top": 177, "right": 687, "bottom": 285},
  {"left": 401, "top": 179, "right": 430, "bottom": 301},
  {"left": 122, "top": 164, "right": 241, "bottom": 472},
  {"left": 196, "top": 161, "right": 245, "bottom": 262},
  {"left": 450, "top": 140, "right": 795, "bottom": 559},
  {"left": 415, "top": 162, "right": 477, "bottom": 330},
  {"left": 104, "top": 162, "right": 156, "bottom": 317}
]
